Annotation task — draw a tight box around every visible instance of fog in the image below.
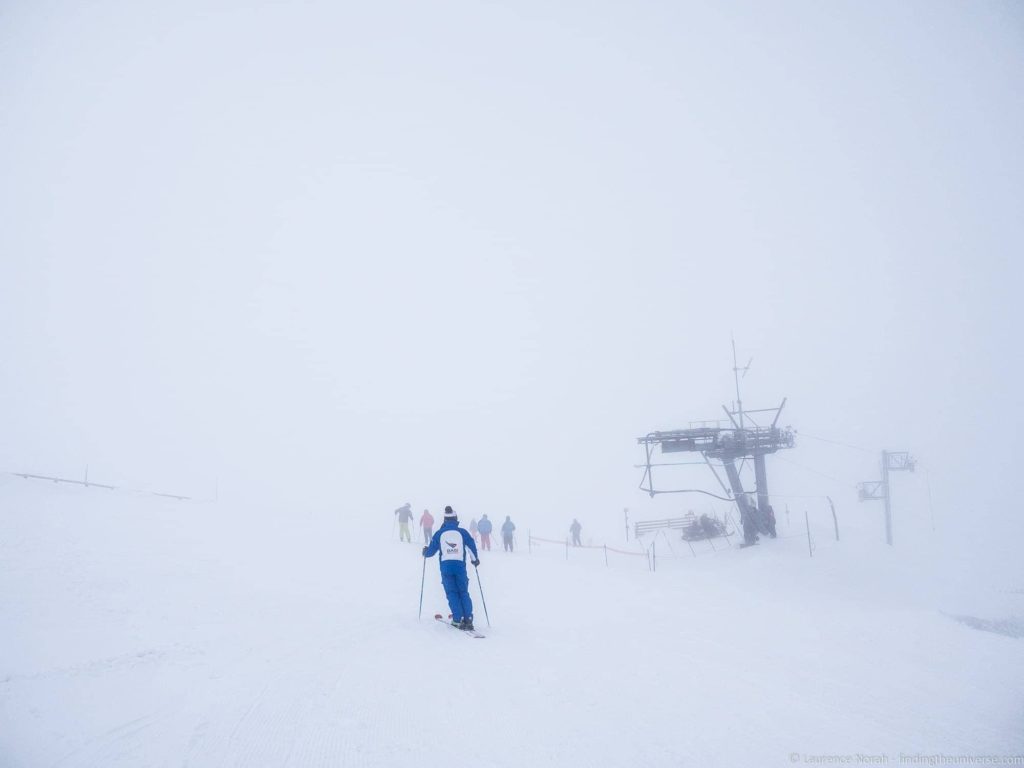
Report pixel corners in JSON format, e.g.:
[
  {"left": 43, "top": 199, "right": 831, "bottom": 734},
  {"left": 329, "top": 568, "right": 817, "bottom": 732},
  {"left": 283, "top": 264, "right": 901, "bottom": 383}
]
[{"left": 2, "top": 0, "right": 1022, "bottom": 559}]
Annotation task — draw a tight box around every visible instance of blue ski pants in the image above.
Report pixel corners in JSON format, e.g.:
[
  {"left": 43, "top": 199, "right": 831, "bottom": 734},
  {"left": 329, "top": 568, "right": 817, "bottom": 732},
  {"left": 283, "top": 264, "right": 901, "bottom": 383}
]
[{"left": 440, "top": 565, "right": 473, "bottom": 622}]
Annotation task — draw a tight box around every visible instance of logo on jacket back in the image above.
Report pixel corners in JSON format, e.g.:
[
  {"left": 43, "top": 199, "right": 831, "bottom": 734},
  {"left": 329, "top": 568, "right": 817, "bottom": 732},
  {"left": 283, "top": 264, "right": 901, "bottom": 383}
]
[{"left": 441, "top": 533, "right": 463, "bottom": 560}]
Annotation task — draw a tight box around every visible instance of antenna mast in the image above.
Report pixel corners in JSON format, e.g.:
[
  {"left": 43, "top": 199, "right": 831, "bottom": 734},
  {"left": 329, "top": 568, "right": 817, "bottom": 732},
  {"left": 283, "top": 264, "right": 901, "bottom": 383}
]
[{"left": 731, "top": 336, "right": 751, "bottom": 431}]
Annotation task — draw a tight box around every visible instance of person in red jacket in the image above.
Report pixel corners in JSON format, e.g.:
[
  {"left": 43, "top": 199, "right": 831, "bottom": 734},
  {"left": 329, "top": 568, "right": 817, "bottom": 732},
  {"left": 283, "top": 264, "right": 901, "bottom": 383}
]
[{"left": 420, "top": 509, "right": 435, "bottom": 544}]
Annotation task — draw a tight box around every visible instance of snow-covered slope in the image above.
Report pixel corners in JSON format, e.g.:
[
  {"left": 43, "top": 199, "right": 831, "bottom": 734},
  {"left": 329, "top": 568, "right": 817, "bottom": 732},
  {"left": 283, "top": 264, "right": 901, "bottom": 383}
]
[{"left": 1, "top": 480, "right": 1022, "bottom": 767}]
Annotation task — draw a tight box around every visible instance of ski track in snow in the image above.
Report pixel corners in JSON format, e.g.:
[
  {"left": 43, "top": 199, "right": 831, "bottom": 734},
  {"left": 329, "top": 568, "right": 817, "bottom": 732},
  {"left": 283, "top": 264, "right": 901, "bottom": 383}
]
[
  {"left": 51, "top": 713, "right": 162, "bottom": 768},
  {"left": 1, "top": 483, "right": 1023, "bottom": 767}
]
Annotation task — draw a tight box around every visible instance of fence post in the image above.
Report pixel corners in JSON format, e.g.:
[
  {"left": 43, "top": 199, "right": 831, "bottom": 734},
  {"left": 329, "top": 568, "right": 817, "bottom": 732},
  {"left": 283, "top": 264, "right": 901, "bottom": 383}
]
[
  {"left": 805, "top": 510, "right": 813, "bottom": 557},
  {"left": 565, "top": 538, "right": 569, "bottom": 561},
  {"left": 604, "top": 544, "right": 608, "bottom": 567},
  {"left": 658, "top": 529, "right": 678, "bottom": 560},
  {"left": 725, "top": 510, "right": 740, "bottom": 542},
  {"left": 652, "top": 540, "right": 657, "bottom": 572},
  {"left": 528, "top": 530, "right": 532, "bottom": 555},
  {"left": 827, "top": 496, "right": 839, "bottom": 541}
]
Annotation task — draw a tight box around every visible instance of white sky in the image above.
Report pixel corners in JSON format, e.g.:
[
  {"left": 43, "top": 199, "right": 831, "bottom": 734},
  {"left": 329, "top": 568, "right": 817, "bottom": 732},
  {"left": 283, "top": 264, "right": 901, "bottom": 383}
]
[{"left": 2, "top": 1, "right": 1022, "bottom": 549}]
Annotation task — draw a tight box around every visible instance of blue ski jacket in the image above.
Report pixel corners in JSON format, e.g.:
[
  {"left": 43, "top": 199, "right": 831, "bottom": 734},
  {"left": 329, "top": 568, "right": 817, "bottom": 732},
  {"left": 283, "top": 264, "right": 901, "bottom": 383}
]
[{"left": 424, "top": 521, "right": 479, "bottom": 572}]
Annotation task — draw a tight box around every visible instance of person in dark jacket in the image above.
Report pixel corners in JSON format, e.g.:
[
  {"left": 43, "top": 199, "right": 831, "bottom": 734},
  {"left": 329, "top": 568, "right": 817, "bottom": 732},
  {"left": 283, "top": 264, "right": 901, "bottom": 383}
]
[
  {"left": 569, "top": 519, "right": 582, "bottom": 547},
  {"left": 423, "top": 506, "right": 480, "bottom": 630},
  {"left": 501, "top": 516, "right": 516, "bottom": 552},
  {"left": 395, "top": 503, "right": 414, "bottom": 542}
]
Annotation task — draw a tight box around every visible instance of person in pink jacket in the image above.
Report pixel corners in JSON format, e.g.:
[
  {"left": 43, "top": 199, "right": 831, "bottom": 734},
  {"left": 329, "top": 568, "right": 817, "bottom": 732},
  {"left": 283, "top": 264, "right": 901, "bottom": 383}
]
[{"left": 420, "top": 509, "right": 435, "bottom": 544}]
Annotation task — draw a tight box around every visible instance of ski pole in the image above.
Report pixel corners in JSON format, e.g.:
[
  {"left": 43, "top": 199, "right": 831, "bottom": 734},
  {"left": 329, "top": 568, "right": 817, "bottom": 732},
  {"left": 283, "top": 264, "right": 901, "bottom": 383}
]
[
  {"left": 473, "top": 564, "right": 491, "bottom": 628},
  {"left": 418, "top": 556, "right": 426, "bottom": 620}
]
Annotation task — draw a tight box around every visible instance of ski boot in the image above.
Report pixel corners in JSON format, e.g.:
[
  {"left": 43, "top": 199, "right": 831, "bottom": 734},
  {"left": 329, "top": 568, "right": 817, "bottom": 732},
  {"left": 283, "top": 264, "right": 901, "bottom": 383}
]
[{"left": 459, "top": 617, "right": 474, "bottom": 631}]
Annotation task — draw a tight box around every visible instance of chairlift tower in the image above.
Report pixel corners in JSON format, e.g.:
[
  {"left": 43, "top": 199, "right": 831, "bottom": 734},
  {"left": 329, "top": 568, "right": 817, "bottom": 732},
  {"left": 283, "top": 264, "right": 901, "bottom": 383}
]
[
  {"left": 636, "top": 342, "right": 795, "bottom": 546},
  {"left": 857, "top": 450, "right": 915, "bottom": 546}
]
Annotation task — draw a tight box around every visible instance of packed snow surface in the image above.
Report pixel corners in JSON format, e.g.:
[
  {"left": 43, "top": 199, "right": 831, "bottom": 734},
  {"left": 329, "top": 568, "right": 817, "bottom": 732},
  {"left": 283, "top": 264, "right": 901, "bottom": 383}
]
[{"left": 2, "top": 481, "right": 1022, "bottom": 767}]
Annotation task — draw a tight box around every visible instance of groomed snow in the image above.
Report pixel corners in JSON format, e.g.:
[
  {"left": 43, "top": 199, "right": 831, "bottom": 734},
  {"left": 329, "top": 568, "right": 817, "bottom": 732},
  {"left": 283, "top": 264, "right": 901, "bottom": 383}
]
[{"left": 2, "top": 480, "right": 1022, "bottom": 767}]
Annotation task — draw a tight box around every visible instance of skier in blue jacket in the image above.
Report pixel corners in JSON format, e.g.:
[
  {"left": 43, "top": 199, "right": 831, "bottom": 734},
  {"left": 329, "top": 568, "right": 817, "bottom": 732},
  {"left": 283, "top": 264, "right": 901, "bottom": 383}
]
[{"left": 423, "top": 506, "right": 480, "bottom": 631}]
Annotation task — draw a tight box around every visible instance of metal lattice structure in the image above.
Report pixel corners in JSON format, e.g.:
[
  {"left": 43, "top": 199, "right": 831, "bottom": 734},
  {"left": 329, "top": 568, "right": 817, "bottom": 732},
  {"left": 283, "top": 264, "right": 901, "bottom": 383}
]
[
  {"left": 635, "top": 342, "right": 795, "bottom": 547},
  {"left": 858, "top": 450, "right": 915, "bottom": 545}
]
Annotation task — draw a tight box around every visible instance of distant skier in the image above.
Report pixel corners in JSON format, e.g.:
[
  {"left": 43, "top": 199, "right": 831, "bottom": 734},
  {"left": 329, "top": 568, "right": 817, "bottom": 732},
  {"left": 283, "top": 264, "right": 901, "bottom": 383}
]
[
  {"left": 395, "top": 503, "right": 414, "bottom": 543},
  {"left": 420, "top": 508, "right": 435, "bottom": 544},
  {"left": 501, "top": 515, "right": 516, "bottom": 552},
  {"left": 423, "top": 506, "right": 480, "bottom": 631},
  {"left": 765, "top": 505, "right": 777, "bottom": 538},
  {"left": 569, "top": 519, "right": 582, "bottom": 547},
  {"left": 469, "top": 517, "right": 479, "bottom": 543},
  {"left": 477, "top": 514, "right": 493, "bottom": 550}
]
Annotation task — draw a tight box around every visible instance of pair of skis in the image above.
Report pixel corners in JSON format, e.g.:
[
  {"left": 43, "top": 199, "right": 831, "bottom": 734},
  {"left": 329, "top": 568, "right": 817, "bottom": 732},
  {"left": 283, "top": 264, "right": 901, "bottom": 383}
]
[{"left": 434, "top": 614, "right": 485, "bottom": 639}]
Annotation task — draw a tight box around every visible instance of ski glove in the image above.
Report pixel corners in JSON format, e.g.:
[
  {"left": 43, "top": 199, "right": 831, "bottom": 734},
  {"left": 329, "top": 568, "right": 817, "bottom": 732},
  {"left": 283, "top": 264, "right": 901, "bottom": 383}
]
[
  {"left": 422, "top": 547, "right": 429, "bottom": 556},
  {"left": 471, "top": 558, "right": 480, "bottom": 567}
]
